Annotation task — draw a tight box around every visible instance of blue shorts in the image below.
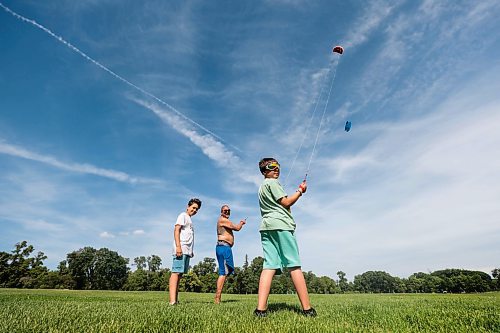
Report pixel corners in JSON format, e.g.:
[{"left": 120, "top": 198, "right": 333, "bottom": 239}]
[
  {"left": 215, "top": 242, "right": 234, "bottom": 276},
  {"left": 172, "top": 254, "right": 190, "bottom": 274},
  {"left": 260, "top": 230, "right": 301, "bottom": 273}
]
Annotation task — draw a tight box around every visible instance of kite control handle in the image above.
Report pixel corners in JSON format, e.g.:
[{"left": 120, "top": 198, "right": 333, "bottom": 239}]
[{"left": 298, "top": 181, "right": 307, "bottom": 194}]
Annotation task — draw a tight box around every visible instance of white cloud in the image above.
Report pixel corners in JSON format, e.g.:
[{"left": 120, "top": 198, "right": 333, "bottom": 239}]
[
  {"left": 19, "top": 219, "right": 64, "bottom": 232},
  {"left": 349, "top": 0, "right": 499, "bottom": 116},
  {"left": 343, "top": 0, "right": 395, "bottom": 49},
  {"left": 0, "top": 140, "right": 161, "bottom": 185},
  {"left": 132, "top": 229, "right": 145, "bottom": 235},
  {"left": 99, "top": 231, "right": 115, "bottom": 238},
  {"left": 133, "top": 98, "right": 261, "bottom": 188}
]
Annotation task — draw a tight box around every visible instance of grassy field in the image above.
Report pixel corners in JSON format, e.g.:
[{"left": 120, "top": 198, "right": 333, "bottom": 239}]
[{"left": 1, "top": 289, "right": 498, "bottom": 333}]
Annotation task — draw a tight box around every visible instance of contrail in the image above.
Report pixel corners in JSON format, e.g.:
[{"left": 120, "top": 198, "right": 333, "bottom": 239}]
[
  {"left": 0, "top": 140, "right": 162, "bottom": 185},
  {"left": 133, "top": 98, "right": 261, "bottom": 186},
  {"left": 134, "top": 98, "right": 240, "bottom": 165},
  {"left": 0, "top": 2, "right": 240, "bottom": 153}
]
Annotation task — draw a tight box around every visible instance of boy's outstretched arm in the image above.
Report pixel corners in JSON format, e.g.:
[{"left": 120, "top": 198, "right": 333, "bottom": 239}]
[{"left": 278, "top": 181, "right": 307, "bottom": 209}]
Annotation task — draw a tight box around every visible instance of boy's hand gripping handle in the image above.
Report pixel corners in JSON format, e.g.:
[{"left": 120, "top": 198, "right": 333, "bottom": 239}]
[{"left": 298, "top": 180, "right": 307, "bottom": 194}]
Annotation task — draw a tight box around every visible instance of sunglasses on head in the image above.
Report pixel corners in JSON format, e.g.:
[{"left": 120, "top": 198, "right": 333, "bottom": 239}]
[{"left": 265, "top": 162, "right": 280, "bottom": 171}]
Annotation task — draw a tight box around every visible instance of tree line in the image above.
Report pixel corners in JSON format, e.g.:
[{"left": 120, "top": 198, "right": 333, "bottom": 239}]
[{"left": 1, "top": 241, "right": 499, "bottom": 294}]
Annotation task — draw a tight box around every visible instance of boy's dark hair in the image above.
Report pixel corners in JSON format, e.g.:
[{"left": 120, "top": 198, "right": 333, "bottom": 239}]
[
  {"left": 188, "top": 198, "right": 202, "bottom": 208},
  {"left": 259, "top": 157, "right": 277, "bottom": 174}
]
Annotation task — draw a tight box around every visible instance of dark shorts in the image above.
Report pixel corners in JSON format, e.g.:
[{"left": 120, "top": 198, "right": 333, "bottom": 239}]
[{"left": 215, "top": 241, "right": 234, "bottom": 276}]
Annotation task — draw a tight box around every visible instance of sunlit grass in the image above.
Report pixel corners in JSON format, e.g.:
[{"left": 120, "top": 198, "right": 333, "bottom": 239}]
[{"left": 1, "top": 289, "right": 498, "bottom": 332}]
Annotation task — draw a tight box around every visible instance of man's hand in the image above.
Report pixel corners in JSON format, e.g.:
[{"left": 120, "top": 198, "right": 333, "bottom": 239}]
[{"left": 175, "top": 246, "right": 183, "bottom": 257}]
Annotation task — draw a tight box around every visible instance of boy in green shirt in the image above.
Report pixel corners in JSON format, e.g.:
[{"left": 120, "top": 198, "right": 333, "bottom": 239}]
[{"left": 254, "top": 158, "right": 316, "bottom": 317}]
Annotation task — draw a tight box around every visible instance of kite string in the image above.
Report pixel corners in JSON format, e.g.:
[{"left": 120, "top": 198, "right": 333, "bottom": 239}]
[
  {"left": 284, "top": 66, "right": 332, "bottom": 185},
  {"left": 304, "top": 58, "right": 340, "bottom": 179}
]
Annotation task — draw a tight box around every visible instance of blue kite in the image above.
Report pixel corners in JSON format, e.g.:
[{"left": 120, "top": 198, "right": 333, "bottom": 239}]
[{"left": 344, "top": 121, "right": 352, "bottom": 132}]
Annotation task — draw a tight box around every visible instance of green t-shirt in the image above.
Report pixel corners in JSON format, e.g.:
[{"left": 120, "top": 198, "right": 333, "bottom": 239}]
[{"left": 258, "top": 178, "right": 296, "bottom": 231}]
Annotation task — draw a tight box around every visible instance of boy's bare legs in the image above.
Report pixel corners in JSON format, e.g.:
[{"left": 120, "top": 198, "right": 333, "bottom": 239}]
[
  {"left": 169, "top": 273, "right": 181, "bottom": 304},
  {"left": 256, "top": 269, "right": 276, "bottom": 310},
  {"left": 215, "top": 275, "right": 226, "bottom": 304},
  {"left": 289, "top": 267, "right": 311, "bottom": 310}
]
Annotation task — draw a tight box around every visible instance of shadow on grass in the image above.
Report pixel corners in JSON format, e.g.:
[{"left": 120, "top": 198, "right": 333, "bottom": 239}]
[
  {"left": 267, "top": 302, "right": 302, "bottom": 314},
  {"left": 178, "top": 299, "right": 240, "bottom": 304}
]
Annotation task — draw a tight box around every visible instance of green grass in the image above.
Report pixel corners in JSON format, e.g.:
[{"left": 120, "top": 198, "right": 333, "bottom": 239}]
[{"left": 1, "top": 289, "right": 498, "bottom": 332}]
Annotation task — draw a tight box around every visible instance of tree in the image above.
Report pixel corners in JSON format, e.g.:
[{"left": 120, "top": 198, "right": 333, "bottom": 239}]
[
  {"left": 243, "top": 255, "right": 249, "bottom": 270},
  {"left": 192, "top": 257, "right": 217, "bottom": 276},
  {"left": 55, "top": 260, "right": 76, "bottom": 289},
  {"left": 36, "top": 271, "right": 74, "bottom": 289},
  {"left": 129, "top": 254, "right": 163, "bottom": 290},
  {"left": 93, "top": 248, "right": 129, "bottom": 290},
  {"left": 318, "top": 276, "right": 338, "bottom": 294},
  {"left": 0, "top": 241, "right": 49, "bottom": 288},
  {"left": 223, "top": 267, "right": 241, "bottom": 294},
  {"left": 303, "top": 271, "right": 338, "bottom": 294},
  {"left": 0, "top": 251, "right": 11, "bottom": 287},
  {"left": 271, "top": 271, "right": 293, "bottom": 294},
  {"left": 353, "top": 271, "right": 399, "bottom": 293},
  {"left": 180, "top": 271, "right": 203, "bottom": 292},
  {"left": 67, "top": 247, "right": 97, "bottom": 289},
  {"left": 123, "top": 269, "right": 149, "bottom": 291},
  {"left": 393, "top": 277, "right": 406, "bottom": 293},
  {"left": 57, "top": 260, "right": 69, "bottom": 275},
  {"left": 147, "top": 255, "right": 162, "bottom": 273},
  {"left": 405, "top": 273, "right": 425, "bottom": 293},
  {"left": 150, "top": 268, "right": 170, "bottom": 291},
  {"left": 8, "top": 241, "right": 34, "bottom": 287},
  {"left": 304, "top": 271, "right": 317, "bottom": 293},
  {"left": 133, "top": 256, "right": 147, "bottom": 270},
  {"left": 337, "top": 271, "right": 349, "bottom": 293},
  {"left": 67, "top": 247, "right": 128, "bottom": 290},
  {"left": 431, "top": 269, "right": 492, "bottom": 293},
  {"left": 3, "top": 241, "right": 498, "bottom": 294},
  {"left": 29, "top": 251, "right": 49, "bottom": 283},
  {"left": 226, "top": 254, "right": 251, "bottom": 294},
  {"left": 243, "top": 256, "right": 263, "bottom": 294},
  {"left": 192, "top": 257, "right": 217, "bottom": 293},
  {"left": 492, "top": 268, "right": 500, "bottom": 290}
]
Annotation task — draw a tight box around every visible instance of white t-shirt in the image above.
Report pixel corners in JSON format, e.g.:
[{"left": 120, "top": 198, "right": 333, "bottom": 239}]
[{"left": 172, "top": 212, "right": 194, "bottom": 257}]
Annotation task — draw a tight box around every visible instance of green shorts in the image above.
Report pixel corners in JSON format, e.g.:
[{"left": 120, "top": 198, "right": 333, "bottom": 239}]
[{"left": 260, "top": 230, "right": 301, "bottom": 272}]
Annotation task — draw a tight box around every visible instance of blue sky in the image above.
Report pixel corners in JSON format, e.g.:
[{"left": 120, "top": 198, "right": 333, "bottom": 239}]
[{"left": 1, "top": 0, "right": 499, "bottom": 280}]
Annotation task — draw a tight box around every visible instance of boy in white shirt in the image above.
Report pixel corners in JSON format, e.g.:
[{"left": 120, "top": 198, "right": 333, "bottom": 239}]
[{"left": 169, "top": 198, "right": 202, "bottom": 305}]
